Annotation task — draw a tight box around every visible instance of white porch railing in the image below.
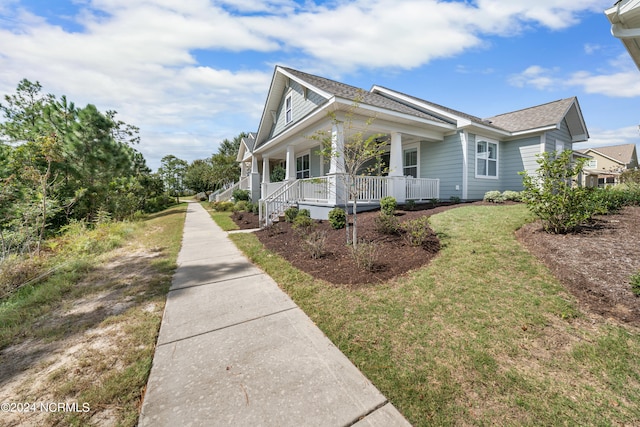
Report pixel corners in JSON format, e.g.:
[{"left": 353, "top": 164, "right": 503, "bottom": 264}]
[
  {"left": 406, "top": 177, "right": 439, "bottom": 200},
  {"left": 299, "top": 177, "right": 330, "bottom": 202},
  {"left": 260, "top": 179, "right": 300, "bottom": 226},
  {"left": 263, "top": 181, "right": 287, "bottom": 198},
  {"left": 259, "top": 175, "right": 440, "bottom": 226},
  {"left": 351, "top": 176, "right": 389, "bottom": 202},
  {"left": 216, "top": 176, "right": 249, "bottom": 202}
]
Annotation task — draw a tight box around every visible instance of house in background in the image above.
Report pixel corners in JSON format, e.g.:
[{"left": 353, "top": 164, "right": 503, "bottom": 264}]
[
  {"left": 225, "top": 66, "right": 589, "bottom": 225},
  {"left": 606, "top": 0, "right": 640, "bottom": 70},
  {"left": 577, "top": 144, "right": 639, "bottom": 186}
]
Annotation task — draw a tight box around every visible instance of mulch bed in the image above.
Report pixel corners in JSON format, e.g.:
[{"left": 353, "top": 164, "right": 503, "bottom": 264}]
[
  {"left": 516, "top": 206, "right": 640, "bottom": 326},
  {"left": 232, "top": 203, "right": 640, "bottom": 326}
]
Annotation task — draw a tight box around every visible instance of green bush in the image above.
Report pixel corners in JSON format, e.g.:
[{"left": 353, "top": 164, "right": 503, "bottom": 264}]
[
  {"left": 401, "top": 216, "right": 432, "bottom": 247},
  {"left": 380, "top": 196, "right": 397, "bottom": 216},
  {"left": 284, "top": 206, "right": 299, "bottom": 223},
  {"left": 404, "top": 200, "right": 416, "bottom": 211},
  {"left": 374, "top": 212, "right": 401, "bottom": 235},
  {"left": 210, "top": 201, "right": 234, "bottom": 212},
  {"left": 502, "top": 190, "right": 521, "bottom": 202},
  {"left": 233, "top": 201, "right": 249, "bottom": 212},
  {"left": 292, "top": 214, "right": 315, "bottom": 233},
  {"left": 328, "top": 208, "right": 346, "bottom": 229},
  {"left": 450, "top": 196, "right": 461, "bottom": 203},
  {"left": 298, "top": 209, "right": 311, "bottom": 218},
  {"left": 270, "top": 165, "right": 286, "bottom": 183},
  {"left": 519, "top": 150, "right": 593, "bottom": 234},
  {"left": 483, "top": 190, "right": 504, "bottom": 203},
  {"left": 232, "top": 189, "right": 250, "bottom": 202},
  {"left": 630, "top": 272, "right": 640, "bottom": 296}
]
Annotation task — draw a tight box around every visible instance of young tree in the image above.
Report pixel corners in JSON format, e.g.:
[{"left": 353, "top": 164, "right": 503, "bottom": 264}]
[
  {"left": 158, "top": 155, "right": 188, "bottom": 203},
  {"left": 314, "top": 97, "right": 387, "bottom": 247}
]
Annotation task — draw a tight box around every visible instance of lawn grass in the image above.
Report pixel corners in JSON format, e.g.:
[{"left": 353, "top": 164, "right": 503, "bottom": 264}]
[
  {"left": 230, "top": 204, "right": 640, "bottom": 426},
  {"left": 201, "top": 203, "right": 239, "bottom": 231},
  {"left": 0, "top": 204, "right": 186, "bottom": 426}
]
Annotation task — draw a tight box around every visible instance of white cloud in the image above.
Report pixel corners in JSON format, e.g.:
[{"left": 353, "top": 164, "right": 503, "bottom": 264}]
[
  {"left": 575, "top": 126, "right": 640, "bottom": 149},
  {"left": 508, "top": 65, "right": 559, "bottom": 90}
]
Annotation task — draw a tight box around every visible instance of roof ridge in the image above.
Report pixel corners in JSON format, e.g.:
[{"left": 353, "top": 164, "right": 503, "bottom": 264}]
[{"left": 488, "top": 97, "right": 575, "bottom": 119}]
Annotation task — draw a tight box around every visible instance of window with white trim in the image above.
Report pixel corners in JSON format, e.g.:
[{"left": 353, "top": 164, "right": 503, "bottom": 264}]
[
  {"left": 476, "top": 139, "right": 498, "bottom": 178},
  {"left": 403, "top": 148, "right": 418, "bottom": 178},
  {"left": 296, "top": 153, "right": 310, "bottom": 179},
  {"left": 285, "top": 94, "right": 293, "bottom": 124}
]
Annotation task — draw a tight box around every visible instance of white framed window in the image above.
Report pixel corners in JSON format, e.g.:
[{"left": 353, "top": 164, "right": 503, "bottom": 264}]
[
  {"left": 476, "top": 139, "right": 498, "bottom": 179},
  {"left": 403, "top": 148, "right": 418, "bottom": 178},
  {"left": 296, "top": 153, "right": 310, "bottom": 179},
  {"left": 285, "top": 94, "right": 293, "bottom": 124},
  {"left": 587, "top": 159, "right": 597, "bottom": 169}
]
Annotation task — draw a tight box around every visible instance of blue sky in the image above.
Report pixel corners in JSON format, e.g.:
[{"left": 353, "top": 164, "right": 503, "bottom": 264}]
[{"left": 1, "top": 0, "right": 639, "bottom": 171}]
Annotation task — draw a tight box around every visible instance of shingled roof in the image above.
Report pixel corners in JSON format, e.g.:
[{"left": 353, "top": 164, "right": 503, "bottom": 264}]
[
  {"left": 578, "top": 143, "right": 637, "bottom": 165},
  {"left": 280, "top": 67, "right": 450, "bottom": 125},
  {"left": 485, "top": 98, "right": 577, "bottom": 133}
]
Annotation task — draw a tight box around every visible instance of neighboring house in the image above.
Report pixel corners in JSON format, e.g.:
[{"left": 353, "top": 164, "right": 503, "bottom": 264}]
[
  {"left": 606, "top": 0, "right": 640, "bottom": 70},
  {"left": 577, "top": 144, "right": 639, "bottom": 186},
  {"left": 232, "top": 66, "right": 589, "bottom": 225}
]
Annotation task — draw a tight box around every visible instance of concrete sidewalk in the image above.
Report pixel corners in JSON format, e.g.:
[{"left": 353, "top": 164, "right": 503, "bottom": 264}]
[{"left": 138, "top": 201, "right": 410, "bottom": 426}]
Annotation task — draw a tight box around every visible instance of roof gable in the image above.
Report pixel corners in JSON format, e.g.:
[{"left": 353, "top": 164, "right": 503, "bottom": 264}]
[
  {"left": 236, "top": 132, "right": 256, "bottom": 162},
  {"left": 579, "top": 144, "right": 638, "bottom": 166},
  {"left": 486, "top": 97, "right": 589, "bottom": 141}
]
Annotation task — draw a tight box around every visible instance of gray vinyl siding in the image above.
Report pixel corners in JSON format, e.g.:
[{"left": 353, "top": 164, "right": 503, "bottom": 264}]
[
  {"left": 420, "top": 133, "right": 464, "bottom": 200},
  {"left": 546, "top": 120, "right": 572, "bottom": 153},
  {"left": 270, "top": 81, "right": 326, "bottom": 139},
  {"left": 500, "top": 136, "right": 541, "bottom": 191}
]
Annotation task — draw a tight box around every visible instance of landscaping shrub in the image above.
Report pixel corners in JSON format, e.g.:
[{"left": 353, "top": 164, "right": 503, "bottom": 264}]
[
  {"left": 350, "top": 240, "right": 379, "bottom": 272},
  {"left": 401, "top": 216, "right": 432, "bottom": 247},
  {"left": 270, "top": 165, "right": 286, "bottom": 183},
  {"left": 284, "top": 206, "right": 299, "bottom": 223},
  {"left": 380, "top": 196, "right": 397, "bottom": 216},
  {"left": 232, "top": 189, "right": 250, "bottom": 202},
  {"left": 302, "top": 230, "right": 327, "bottom": 259},
  {"left": 502, "top": 190, "right": 521, "bottom": 202},
  {"left": 621, "top": 169, "right": 640, "bottom": 185},
  {"left": 631, "top": 271, "right": 640, "bottom": 297},
  {"left": 292, "top": 214, "right": 315, "bottom": 233},
  {"left": 328, "top": 208, "right": 346, "bottom": 229},
  {"left": 450, "top": 196, "right": 461, "bottom": 203},
  {"left": 233, "top": 201, "right": 249, "bottom": 212},
  {"left": 374, "top": 212, "right": 401, "bottom": 235},
  {"left": 483, "top": 190, "right": 504, "bottom": 203},
  {"left": 519, "top": 150, "right": 594, "bottom": 234},
  {"left": 210, "top": 201, "right": 234, "bottom": 212},
  {"left": 298, "top": 208, "right": 311, "bottom": 218},
  {"left": 404, "top": 200, "right": 416, "bottom": 211}
]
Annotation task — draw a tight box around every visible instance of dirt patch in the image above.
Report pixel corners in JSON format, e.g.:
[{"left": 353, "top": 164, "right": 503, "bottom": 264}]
[
  {"left": 516, "top": 206, "right": 640, "bottom": 326},
  {"left": 0, "top": 248, "right": 167, "bottom": 427}
]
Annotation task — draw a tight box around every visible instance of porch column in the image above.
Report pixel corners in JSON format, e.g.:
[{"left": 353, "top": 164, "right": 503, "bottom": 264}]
[
  {"left": 250, "top": 155, "right": 260, "bottom": 203},
  {"left": 262, "top": 157, "right": 271, "bottom": 183},
  {"left": 388, "top": 132, "right": 403, "bottom": 177},
  {"left": 285, "top": 145, "right": 295, "bottom": 181},
  {"left": 388, "top": 132, "right": 406, "bottom": 203},
  {"left": 240, "top": 161, "right": 247, "bottom": 178},
  {"left": 329, "top": 122, "right": 345, "bottom": 174},
  {"left": 328, "top": 122, "right": 346, "bottom": 206}
]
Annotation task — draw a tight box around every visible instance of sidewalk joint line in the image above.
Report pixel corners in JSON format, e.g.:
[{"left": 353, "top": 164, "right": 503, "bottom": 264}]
[
  {"left": 157, "top": 306, "right": 298, "bottom": 347},
  {"left": 168, "top": 272, "right": 264, "bottom": 292},
  {"left": 343, "top": 401, "right": 390, "bottom": 427}
]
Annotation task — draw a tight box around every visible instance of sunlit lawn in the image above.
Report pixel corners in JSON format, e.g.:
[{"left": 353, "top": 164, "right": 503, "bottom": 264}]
[{"left": 230, "top": 204, "right": 640, "bottom": 426}]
